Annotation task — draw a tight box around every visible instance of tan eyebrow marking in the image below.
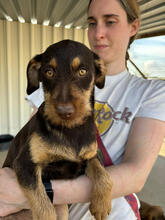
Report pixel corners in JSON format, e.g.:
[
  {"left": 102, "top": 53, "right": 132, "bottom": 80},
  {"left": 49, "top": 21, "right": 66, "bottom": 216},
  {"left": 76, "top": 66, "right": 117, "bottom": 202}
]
[
  {"left": 49, "top": 58, "right": 57, "bottom": 68},
  {"left": 72, "top": 57, "right": 80, "bottom": 70}
]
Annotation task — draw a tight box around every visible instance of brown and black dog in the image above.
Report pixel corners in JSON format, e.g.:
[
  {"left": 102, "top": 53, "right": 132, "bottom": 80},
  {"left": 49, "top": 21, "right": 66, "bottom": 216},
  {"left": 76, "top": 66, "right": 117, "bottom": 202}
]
[
  {"left": 140, "top": 200, "right": 165, "bottom": 220},
  {"left": 2, "top": 40, "right": 113, "bottom": 220}
]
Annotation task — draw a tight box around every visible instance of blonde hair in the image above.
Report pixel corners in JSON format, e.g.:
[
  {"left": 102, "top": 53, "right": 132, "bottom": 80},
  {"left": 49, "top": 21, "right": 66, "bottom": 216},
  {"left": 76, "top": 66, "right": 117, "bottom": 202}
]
[{"left": 119, "top": 0, "right": 140, "bottom": 46}]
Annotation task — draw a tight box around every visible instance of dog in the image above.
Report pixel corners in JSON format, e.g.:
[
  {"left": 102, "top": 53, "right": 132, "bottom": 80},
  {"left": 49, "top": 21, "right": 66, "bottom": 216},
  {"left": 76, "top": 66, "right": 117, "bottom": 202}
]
[
  {"left": 0, "top": 210, "right": 32, "bottom": 220},
  {"left": 2, "top": 40, "right": 113, "bottom": 220},
  {"left": 140, "top": 200, "right": 165, "bottom": 220}
]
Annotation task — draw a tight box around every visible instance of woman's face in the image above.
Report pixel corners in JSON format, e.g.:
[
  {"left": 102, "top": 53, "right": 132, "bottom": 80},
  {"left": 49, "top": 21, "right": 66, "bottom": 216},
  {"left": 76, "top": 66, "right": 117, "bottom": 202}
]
[{"left": 88, "top": 0, "right": 139, "bottom": 64}]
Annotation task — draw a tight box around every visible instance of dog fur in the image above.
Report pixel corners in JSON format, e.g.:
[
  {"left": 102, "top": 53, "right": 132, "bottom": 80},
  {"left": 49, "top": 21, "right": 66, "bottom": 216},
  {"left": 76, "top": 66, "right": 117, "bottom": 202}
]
[
  {"left": 140, "top": 200, "right": 165, "bottom": 220},
  {"left": 2, "top": 40, "right": 113, "bottom": 220}
]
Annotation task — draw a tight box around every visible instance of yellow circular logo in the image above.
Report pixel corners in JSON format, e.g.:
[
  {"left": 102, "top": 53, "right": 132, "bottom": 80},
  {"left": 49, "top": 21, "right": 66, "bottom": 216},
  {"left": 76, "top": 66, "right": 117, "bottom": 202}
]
[{"left": 94, "top": 101, "right": 113, "bottom": 135}]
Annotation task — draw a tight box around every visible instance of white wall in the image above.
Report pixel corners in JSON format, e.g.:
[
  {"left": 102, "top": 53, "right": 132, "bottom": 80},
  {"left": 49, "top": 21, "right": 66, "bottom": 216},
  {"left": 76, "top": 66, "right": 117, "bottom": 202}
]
[{"left": 0, "top": 20, "right": 89, "bottom": 135}]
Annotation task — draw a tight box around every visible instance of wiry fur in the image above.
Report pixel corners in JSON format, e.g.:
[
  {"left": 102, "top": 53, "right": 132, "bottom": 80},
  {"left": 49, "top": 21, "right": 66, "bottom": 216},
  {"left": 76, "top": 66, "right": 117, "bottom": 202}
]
[{"left": 3, "top": 40, "right": 112, "bottom": 220}]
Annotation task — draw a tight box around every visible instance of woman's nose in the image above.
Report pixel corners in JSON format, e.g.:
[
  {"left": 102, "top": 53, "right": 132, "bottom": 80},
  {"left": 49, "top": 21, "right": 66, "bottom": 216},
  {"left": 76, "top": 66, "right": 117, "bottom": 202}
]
[{"left": 95, "top": 24, "right": 105, "bottom": 40}]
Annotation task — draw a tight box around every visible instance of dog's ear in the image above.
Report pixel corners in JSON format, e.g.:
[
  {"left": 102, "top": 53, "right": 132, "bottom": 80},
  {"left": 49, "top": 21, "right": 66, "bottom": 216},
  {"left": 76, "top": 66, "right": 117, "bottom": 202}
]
[
  {"left": 26, "top": 54, "right": 42, "bottom": 95},
  {"left": 93, "top": 53, "right": 106, "bottom": 89}
]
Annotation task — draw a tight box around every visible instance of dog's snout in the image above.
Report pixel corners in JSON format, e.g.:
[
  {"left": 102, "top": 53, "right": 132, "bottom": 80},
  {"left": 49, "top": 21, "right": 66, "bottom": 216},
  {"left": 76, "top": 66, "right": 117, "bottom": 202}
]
[{"left": 56, "top": 104, "right": 75, "bottom": 119}]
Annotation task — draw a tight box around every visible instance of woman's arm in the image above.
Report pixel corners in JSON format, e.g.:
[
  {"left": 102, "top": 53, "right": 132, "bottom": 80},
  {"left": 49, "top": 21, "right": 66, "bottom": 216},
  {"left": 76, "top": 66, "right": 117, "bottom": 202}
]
[
  {"left": 0, "top": 117, "right": 165, "bottom": 216},
  {"left": 0, "top": 167, "right": 30, "bottom": 217},
  {"left": 51, "top": 117, "right": 165, "bottom": 204}
]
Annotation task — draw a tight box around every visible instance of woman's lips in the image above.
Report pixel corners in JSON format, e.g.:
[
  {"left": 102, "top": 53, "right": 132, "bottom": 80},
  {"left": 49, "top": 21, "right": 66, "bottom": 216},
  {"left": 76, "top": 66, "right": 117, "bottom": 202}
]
[{"left": 94, "top": 45, "right": 108, "bottom": 50}]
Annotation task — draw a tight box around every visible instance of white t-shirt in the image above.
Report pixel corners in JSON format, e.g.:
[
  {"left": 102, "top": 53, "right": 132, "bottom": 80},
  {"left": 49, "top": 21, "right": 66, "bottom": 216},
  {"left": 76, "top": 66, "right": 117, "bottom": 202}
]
[
  {"left": 26, "top": 69, "right": 165, "bottom": 219},
  {"left": 26, "top": 82, "right": 44, "bottom": 108},
  {"left": 95, "top": 70, "right": 165, "bottom": 165}
]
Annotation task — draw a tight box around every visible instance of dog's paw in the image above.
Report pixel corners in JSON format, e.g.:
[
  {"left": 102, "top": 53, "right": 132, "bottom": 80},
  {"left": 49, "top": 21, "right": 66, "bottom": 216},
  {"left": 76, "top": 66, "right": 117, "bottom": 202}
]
[
  {"left": 89, "top": 195, "right": 111, "bottom": 220},
  {"left": 89, "top": 183, "right": 112, "bottom": 220}
]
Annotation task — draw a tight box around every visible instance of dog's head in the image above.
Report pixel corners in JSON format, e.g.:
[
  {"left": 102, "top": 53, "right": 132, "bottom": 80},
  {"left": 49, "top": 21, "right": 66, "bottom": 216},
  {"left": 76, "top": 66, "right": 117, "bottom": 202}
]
[{"left": 26, "top": 40, "right": 106, "bottom": 128}]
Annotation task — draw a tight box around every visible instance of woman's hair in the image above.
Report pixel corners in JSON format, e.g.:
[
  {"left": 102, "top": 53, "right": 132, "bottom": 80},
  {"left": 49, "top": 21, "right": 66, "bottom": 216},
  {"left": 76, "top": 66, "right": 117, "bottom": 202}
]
[{"left": 88, "top": 0, "right": 140, "bottom": 49}]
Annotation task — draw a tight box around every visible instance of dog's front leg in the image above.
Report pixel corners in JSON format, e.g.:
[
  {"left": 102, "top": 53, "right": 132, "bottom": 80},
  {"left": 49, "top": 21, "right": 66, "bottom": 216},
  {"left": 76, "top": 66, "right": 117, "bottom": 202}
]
[
  {"left": 85, "top": 157, "right": 113, "bottom": 220},
  {"left": 56, "top": 204, "right": 68, "bottom": 220},
  {"left": 14, "top": 160, "right": 56, "bottom": 220}
]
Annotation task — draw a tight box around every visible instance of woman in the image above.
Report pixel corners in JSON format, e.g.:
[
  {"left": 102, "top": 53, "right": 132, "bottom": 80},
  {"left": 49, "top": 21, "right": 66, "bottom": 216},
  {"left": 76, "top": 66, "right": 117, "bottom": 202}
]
[{"left": 0, "top": 0, "right": 165, "bottom": 219}]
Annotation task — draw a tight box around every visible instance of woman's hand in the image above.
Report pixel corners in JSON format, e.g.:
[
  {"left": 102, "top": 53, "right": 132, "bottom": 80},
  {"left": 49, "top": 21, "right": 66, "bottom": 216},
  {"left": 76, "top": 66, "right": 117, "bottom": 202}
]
[{"left": 0, "top": 167, "right": 29, "bottom": 217}]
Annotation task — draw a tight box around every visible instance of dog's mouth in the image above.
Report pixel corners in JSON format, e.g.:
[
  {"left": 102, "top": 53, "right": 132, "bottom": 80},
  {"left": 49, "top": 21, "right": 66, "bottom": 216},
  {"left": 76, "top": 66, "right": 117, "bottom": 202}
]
[
  {"left": 58, "top": 112, "right": 73, "bottom": 120},
  {"left": 44, "top": 93, "right": 92, "bottom": 128}
]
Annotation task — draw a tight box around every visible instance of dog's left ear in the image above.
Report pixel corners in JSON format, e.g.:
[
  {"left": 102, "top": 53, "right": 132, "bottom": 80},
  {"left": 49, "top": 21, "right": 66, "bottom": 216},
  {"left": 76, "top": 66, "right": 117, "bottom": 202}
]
[{"left": 93, "top": 53, "right": 106, "bottom": 89}]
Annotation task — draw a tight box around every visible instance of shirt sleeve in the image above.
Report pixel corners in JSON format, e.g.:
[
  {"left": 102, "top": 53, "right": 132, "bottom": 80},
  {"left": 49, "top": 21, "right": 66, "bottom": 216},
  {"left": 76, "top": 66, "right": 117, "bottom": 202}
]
[
  {"left": 136, "top": 79, "right": 165, "bottom": 122},
  {"left": 25, "top": 83, "right": 44, "bottom": 108}
]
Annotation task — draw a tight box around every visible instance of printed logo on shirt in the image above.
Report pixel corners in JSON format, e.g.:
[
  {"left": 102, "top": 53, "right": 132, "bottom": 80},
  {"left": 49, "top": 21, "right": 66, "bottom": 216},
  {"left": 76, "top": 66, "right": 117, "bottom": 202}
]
[{"left": 94, "top": 101, "right": 132, "bottom": 135}]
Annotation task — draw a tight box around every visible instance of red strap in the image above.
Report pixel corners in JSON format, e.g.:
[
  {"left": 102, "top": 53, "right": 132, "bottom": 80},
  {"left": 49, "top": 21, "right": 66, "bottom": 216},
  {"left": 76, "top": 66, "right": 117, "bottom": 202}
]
[
  {"left": 95, "top": 125, "right": 113, "bottom": 166},
  {"left": 125, "top": 194, "right": 141, "bottom": 220},
  {"left": 95, "top": 125, "right": 141, "bottom": 220}
]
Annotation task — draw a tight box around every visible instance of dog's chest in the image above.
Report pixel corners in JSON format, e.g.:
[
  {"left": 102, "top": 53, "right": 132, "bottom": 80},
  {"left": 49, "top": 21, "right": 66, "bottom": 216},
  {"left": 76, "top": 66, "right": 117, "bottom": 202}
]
[
  {"left": 29, "top": 126, "right": 97, "bottom": 179},
  {"left": 42, "top": 159, "right": 87, "bottom": 180}
]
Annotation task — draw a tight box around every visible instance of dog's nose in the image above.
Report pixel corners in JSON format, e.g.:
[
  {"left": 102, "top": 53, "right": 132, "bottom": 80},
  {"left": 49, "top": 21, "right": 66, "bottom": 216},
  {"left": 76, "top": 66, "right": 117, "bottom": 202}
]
[{"left": 56, "top": 104, "right": 75, "bottom": 119}]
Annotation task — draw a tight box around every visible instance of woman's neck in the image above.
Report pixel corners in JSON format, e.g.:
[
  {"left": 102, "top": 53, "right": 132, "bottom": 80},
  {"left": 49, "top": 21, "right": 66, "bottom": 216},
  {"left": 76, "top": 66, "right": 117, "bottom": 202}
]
[{"left": 105, "top": 59, "right": 126, "bottom": 76}]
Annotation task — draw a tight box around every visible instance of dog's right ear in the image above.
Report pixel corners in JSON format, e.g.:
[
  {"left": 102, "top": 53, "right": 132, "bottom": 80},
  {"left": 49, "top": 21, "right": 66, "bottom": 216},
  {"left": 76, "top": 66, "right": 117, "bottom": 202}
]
[{"left": 26, "top": 54, "right": 42, "bottom": 95}]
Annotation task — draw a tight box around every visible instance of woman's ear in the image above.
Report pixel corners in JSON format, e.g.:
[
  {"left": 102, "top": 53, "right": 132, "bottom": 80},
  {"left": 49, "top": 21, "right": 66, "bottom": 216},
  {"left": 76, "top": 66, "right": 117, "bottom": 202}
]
[
  {"left": 26, "top": 54, "right": 42, "bottom": 95},
  {"left": 130, "top": 18, "right": 140, "bottom": 37},
  {"left": 93, "top": 53, "right": 106, "bottom": 89}
]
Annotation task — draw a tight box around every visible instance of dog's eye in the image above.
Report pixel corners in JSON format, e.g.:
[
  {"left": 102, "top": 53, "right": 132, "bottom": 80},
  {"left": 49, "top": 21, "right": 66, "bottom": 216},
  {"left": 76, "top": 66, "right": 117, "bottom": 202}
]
[
  {"left": 46, "top": 70, "right": 54, "bottom": 78},
  {"left": 79, "top": 69, "right": 87, "bottom": 76}
]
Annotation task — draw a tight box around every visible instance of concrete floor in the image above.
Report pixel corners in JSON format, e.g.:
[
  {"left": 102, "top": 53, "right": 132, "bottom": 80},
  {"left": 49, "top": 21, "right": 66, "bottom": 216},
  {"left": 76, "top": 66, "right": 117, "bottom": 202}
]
[
  {"left": 137, "top": 155, "right": 165, "bottom": 213},
  {"left": 0, "top": 142, "right": 165, "bottom": 214}
]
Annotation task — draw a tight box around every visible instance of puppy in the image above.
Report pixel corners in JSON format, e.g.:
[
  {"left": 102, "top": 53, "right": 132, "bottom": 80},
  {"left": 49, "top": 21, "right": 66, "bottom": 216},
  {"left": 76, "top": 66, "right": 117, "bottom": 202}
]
[
  {"left": 3, "top": 40, "right": 113, "bottom": 220},
  {"left": 0, "top": 210, "right": 32, "bottom": 220},
  {"left": 140, "top": 200, "right": 165, "bottom": 220}
]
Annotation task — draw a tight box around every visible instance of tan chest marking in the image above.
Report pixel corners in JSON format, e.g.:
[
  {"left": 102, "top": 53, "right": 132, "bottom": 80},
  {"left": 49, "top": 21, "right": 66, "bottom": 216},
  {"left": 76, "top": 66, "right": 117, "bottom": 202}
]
[
  {"left": 30, "top": 133, "right": 78, "bottom": 165},
  {"left": 78, "top": 141, "right": 98, "bottom": 160}
]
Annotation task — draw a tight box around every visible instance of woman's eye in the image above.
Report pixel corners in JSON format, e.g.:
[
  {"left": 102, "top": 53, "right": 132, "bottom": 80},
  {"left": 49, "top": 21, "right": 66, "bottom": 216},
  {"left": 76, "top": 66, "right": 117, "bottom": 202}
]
[
  {"left": 88, "top": 22, "right": 96, "bottom": 27},
  {"left": 46, "top": 70, "right": 54, "bottom": 78},
  {"left": 79, "top": 69, "right": 87, "bottom": 76},
  {"left": 106, "top": 20, "right": 115, "bottom": 25}
]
